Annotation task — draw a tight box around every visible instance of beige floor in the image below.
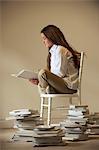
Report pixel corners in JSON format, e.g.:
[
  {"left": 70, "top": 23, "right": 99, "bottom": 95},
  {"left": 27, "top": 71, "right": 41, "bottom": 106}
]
[{"left": 0, "top": 129, "right": 99, "bottom": 150}]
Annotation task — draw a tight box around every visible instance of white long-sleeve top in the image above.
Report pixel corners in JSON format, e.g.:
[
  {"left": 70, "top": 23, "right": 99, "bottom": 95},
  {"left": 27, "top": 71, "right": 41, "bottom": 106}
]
[{"left": 49, "top": 44, "right": 79, "bottom": 90}]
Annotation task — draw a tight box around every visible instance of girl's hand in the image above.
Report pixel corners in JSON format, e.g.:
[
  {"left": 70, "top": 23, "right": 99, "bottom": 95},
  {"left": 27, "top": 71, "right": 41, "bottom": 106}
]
[{"left": 29, "top": 79, "right": 39, "bottom": 85}]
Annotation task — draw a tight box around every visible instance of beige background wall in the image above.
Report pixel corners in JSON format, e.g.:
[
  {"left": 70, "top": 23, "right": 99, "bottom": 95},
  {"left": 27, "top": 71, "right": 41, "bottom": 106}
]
[{"left": 0, "top": 0, "right": 99, "bottom": 119}]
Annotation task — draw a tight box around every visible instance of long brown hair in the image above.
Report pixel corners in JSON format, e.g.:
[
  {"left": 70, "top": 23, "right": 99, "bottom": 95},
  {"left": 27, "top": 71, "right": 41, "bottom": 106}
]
[{"left": 41, "top": 25, "right": 80, "bottom": 70}]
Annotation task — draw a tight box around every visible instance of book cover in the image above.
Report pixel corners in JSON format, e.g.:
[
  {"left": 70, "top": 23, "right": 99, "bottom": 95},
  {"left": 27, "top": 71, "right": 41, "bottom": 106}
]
[{"left": 11, "top": 69, "right": 38, "bottom": 79}]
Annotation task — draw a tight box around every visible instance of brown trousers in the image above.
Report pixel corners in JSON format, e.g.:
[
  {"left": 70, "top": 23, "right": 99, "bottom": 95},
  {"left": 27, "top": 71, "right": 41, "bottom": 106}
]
[{"left": 38, "top": 69, "right": 77, "bottom": 94}]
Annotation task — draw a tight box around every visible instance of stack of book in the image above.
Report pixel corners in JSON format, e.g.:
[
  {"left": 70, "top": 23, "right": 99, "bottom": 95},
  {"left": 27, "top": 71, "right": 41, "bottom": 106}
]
[
  {"left": 6, "top": 109, "right": 44, "bottom": 141},
  {"left": 87, "top": 112, "right": 99, "bottom": 135},
  {"left": 88, "top": 112, "right": 99, "bottom": 125},
  {"left": 60, "top": 105, "right": 89, "bottom": 141},
  {"left": 8, "top": 109, "right": 44, "bottom": 130},
  {"left": 32, "top": 125, "right": 65, "bottom": 146},
  {"left": 12, "top": 125, "right": 65, "bottom": 146},
  {"left": 87, "top": 124, "right": 99, "bottom": 135}
]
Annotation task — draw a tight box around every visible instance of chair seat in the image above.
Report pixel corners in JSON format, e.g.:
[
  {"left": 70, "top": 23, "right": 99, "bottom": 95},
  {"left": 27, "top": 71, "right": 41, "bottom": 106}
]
[{"left": 40, "top": 92, "right": 79, "bottom": 98}]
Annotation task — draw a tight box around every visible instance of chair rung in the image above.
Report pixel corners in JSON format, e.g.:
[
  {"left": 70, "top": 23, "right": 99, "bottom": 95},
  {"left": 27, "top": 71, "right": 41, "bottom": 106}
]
[{"left": 42, "top": 104, "right": 49, "bottom": 107}]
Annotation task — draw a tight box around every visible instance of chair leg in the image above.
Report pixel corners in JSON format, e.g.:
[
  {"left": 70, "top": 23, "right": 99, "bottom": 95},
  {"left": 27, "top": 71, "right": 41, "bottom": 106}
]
[
  {"left": 47, "top": 97, "right": 52, "bottom": 126},
  {"left": 40, "top": 97, "right": 44, "bottom": 118}
]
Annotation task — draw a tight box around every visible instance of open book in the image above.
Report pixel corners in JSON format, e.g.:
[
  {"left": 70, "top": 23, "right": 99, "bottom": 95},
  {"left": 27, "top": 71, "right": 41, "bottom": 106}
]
[{"left": 11, "top": 69, "right": 38, "bottom": 79}]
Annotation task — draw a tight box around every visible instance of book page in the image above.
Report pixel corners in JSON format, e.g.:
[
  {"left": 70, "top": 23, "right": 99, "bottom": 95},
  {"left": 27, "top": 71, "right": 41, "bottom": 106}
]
[{"left": 11, "top": 69, "right": 38, "bottom": 79}]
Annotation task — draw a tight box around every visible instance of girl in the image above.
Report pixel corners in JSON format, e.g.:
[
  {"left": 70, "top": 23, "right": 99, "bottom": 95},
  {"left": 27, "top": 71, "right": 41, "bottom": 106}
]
[{"left": 30, "top": 25, "right": 80, "bottom": 94}]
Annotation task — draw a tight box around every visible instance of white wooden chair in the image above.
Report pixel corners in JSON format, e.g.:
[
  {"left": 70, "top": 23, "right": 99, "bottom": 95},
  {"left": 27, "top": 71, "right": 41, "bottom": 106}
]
[{"left": 40, "top": 52, "right": 84, "bottom": 125}]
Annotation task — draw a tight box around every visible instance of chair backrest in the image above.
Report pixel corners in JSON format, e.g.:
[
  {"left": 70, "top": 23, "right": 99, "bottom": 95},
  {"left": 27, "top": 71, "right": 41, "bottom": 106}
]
[{"left": 78, "top": 51, "right": 84, "bottom": 94}]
